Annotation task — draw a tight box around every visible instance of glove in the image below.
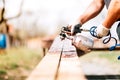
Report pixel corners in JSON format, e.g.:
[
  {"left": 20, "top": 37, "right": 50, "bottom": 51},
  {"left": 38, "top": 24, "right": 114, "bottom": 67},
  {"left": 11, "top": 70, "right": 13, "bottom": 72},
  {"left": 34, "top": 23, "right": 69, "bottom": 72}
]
[
  {"left": 90, "top": 24, "right": 110, "bottom": 38},
  {"left": 96, "top": 24, "right": 110, "bottom": 38},
  {"left": 71, "top": 22, "right": 82, "bottom": 35}
]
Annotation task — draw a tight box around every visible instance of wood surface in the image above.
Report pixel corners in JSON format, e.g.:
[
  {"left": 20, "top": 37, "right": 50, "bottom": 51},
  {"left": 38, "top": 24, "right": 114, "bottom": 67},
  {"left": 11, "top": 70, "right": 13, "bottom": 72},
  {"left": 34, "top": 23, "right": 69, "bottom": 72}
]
[{"left": 26, "top": 36, "right": 86, "bottom": 80}]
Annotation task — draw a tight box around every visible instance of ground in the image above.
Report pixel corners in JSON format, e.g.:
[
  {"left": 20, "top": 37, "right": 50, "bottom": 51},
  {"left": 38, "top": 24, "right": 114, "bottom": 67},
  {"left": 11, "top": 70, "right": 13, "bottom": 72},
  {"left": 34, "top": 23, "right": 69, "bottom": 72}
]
[
  {"left": 0, "top": 47, "right": 43, "bottom": 80},
  {"left": 79, "top": 51, "right": 120, "bottom": 75}
]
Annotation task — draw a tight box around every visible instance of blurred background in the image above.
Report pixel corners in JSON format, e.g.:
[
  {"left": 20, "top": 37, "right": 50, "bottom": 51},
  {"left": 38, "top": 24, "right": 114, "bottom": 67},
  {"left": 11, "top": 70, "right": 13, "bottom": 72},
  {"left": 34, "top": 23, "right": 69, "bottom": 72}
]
[{"left": 0, "top": 0, "right": 120, "bottom": 80}]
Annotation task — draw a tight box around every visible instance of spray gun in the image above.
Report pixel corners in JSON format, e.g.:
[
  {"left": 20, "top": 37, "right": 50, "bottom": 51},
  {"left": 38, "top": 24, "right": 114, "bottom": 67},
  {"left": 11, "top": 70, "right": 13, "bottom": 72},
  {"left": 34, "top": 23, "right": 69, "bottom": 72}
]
[
  {"left": 59, "top": 26, "right": 120, "bottom": 52},
  {"left": 59, "top": 26, "right": 94, "bottom": 53}
]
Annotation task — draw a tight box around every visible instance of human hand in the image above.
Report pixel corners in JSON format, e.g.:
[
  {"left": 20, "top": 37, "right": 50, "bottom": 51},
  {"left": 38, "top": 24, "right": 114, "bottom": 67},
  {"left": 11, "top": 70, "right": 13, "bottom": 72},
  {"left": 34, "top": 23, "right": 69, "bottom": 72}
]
[
  {"left": 90, "top": 24, "right": 110, "bottom": 38},
  {"left": 70, "top": 22, "right": 82, "bottom": 35}
]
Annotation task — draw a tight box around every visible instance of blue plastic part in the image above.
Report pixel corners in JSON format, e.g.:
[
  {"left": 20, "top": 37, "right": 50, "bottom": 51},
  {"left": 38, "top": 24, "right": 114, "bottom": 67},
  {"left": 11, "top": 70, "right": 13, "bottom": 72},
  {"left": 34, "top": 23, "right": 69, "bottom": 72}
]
[
  {"left": 109, "top": 46, "right": 115, "bottom": 51},
  {"left": 118, "top": 56, "right": 120, "bottom": 60},
  {"left": 90, "top": 26, "right": 120, "bottom": 51},
  {"left": 0, "top": 34, "right": 6, "bottom": 49},
  {"left": 109, "top": 44, "right": 120, "bottom": 51}
]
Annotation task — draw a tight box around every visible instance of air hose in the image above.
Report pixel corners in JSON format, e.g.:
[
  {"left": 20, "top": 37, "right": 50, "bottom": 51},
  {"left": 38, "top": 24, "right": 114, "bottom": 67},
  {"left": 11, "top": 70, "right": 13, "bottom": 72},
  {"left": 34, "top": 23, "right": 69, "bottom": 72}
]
[{"left": 90, "top": 26, "right": 120, "bottom": 51}]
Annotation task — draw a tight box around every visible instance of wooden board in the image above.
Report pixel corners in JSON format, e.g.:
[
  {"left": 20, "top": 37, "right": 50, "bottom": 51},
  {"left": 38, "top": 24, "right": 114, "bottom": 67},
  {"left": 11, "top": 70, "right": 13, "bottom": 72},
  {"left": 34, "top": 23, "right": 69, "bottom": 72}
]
[
  {"left": 26, "top": 36, "right": 86, "bottom": 80},
  {"left": 26, "top": 37, "right": 63, "bottom": 80},
  {"left": 56, "top": 38, "right": 86, "bottom": 80}
]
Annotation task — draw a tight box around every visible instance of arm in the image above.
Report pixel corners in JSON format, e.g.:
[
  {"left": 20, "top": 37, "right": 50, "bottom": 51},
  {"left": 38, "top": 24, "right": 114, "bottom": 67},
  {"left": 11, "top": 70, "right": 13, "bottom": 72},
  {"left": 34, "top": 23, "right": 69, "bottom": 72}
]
[
  {"left": 70, "top": 0, "right": 105, "bottom": 35},
  {"left": 102, "top": 0, "right": 120, "bottom": 29},
  {"left": 92, "top": 0, "right": 120, "bottom": 38},
  {"left": 78, "top": 0, "right": 105, "bottom": 24}
]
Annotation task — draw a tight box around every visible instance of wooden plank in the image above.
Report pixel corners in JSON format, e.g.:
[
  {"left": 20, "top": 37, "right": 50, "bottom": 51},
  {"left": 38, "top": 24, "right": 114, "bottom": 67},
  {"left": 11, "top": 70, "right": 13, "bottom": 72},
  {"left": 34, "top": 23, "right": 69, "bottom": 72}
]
[
  {"left": 57, "top": 38, "right": 86, "bottom": 80},
  {"left": 57, "top": 57, "right": 86, "bottom": 80},
  {"left": 26, "top": 37, "right": 63, "bottom": 80},
  {"left": 26, "top": 36, "right": 86, "bottom": 80},
  {"left": 26, "top": 53, "right": 61, "bottom": 80}
]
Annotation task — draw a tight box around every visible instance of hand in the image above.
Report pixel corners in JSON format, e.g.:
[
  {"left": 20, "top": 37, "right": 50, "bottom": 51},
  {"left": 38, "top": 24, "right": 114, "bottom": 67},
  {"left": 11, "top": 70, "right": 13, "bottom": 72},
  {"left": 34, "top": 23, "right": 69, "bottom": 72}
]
[
  {"left": 96, "top": 24, "right": 110, "bottom": 38},
  {"left": 70, "top": 22, "right": 82, "bottom": 35},
  {"left": 91, "top": 24, "right": 110, "bottom": 38}
]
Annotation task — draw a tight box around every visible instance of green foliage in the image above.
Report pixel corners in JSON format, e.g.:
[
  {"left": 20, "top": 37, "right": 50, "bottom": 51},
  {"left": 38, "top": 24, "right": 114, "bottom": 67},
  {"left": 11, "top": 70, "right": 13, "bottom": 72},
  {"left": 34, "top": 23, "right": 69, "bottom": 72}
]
[
  {"left": 0, "top": 47, "right": 42, "bottom": 80},
  {"left": 0, "top": 69, "right": 7, "bottom": 75}
]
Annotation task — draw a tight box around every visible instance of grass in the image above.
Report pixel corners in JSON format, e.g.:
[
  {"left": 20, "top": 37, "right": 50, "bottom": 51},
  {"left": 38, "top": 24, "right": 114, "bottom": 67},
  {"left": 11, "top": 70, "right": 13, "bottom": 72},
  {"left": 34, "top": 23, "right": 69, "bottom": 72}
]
[
  {"left": 0, "top": 47, "right": 43, "bottom": 80},
  {"left": 79, "top": 50, "right": 120, "bottom": 62},
  {"left": 95, "top": 51, "right": 120, "bottom": 63},
  {"left": 79, "top": 50, "right": 120, "bottom": 74},
  {"left": 80, "top": 50, "right": 120, "bottom": 64}
]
